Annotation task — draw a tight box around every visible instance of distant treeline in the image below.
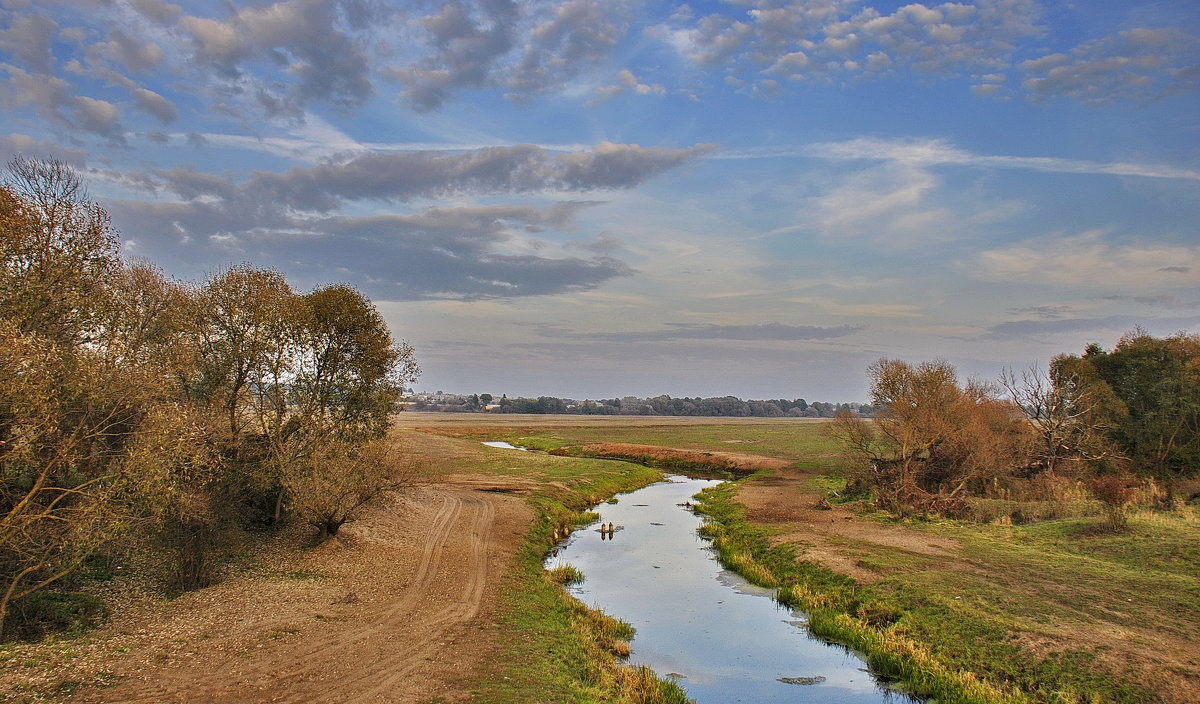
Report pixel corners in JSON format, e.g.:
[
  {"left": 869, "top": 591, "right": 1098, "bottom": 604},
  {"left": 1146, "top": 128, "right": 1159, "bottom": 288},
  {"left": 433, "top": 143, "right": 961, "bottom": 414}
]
[{"left": 407, "top": 393, "right": 878, "bottom": 418}]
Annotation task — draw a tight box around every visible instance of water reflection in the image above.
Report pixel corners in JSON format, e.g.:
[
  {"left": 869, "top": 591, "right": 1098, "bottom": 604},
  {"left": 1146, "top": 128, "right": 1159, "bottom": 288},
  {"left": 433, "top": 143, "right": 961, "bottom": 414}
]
[
  {"left": 548, "top": 476, "right": 921, "bottom": 704},
  {"left": 480, "top": 441, "right": 527, "bottom": 450}
]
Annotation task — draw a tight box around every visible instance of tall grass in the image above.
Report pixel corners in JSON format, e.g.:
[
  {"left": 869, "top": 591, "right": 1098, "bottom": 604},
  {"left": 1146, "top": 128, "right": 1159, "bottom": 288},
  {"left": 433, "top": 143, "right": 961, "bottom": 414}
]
[{"left": 548, "top": 563, "right": 585, "bottom": 585}]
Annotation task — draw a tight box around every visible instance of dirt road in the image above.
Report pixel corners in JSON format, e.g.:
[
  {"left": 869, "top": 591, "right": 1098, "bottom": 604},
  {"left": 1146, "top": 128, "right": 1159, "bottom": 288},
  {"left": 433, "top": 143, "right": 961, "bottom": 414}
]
[{"left": 46, "top": 483, "right": 530, "bottom": 704}]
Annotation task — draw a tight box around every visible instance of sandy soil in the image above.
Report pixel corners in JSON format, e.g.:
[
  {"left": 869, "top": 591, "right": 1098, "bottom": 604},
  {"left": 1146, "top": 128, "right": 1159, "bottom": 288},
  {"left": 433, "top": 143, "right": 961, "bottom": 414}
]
[{"left": 2, "top": 480, "right": 531, "bottom": 704}]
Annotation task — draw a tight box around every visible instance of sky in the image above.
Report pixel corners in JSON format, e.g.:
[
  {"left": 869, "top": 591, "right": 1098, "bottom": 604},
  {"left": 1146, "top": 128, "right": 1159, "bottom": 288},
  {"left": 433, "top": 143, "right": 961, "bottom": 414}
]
[{"left": 2, "top": 0, "right": 1198, "bottom": 401}]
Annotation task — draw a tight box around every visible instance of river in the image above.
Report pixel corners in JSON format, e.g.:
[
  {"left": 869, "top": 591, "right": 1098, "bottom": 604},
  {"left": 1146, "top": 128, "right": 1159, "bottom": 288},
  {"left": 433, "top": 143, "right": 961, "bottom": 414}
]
[{"left": 547, "top": 475, "right": 919, "bottom": 704}]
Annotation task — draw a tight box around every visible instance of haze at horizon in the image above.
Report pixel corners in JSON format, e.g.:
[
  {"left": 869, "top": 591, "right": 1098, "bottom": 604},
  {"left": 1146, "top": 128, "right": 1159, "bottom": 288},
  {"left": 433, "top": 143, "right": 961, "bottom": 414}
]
[{"left": 2, "top": 0, "right": 1197, "bottom": 401}]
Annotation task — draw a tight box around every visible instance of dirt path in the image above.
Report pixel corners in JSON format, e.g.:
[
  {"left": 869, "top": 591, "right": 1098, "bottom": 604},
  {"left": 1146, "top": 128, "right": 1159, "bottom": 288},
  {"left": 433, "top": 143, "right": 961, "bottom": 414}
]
[{"left": 51, "top": 483, "right": 530, "bottom": 704}]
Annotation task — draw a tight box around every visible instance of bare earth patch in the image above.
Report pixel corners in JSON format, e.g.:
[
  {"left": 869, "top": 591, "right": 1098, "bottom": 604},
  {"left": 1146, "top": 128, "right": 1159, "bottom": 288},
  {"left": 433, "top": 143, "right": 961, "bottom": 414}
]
[
  {"left": 2, "top": 481, "right": 530, "bottom": 704},
  {"left": 737, "top": 469, "right": 961, "bottom": 583}
]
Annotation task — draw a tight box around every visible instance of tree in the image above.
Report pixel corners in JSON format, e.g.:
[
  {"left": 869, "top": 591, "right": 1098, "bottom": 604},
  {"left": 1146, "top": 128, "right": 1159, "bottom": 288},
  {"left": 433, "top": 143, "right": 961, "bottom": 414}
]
[
  {"left": 292, "top": 284, "right": 418, "bottom": 440},
  {"left": 1, "top": 157, "right": 424, "bottom": 625},
  {"left": 1000, "top": 362, "right": 1120, "bottom": 476},
  {"left": 831, "top": 359, "right": 1033, "bottom": 514},
  {"left": 0, "top": 158, "right": 119, "bottom": 348},
  {"left": 1079, "top": 331, "right": 1200, "bottom": 481},
  {"left": 120, "top": 402, "right": 226, "bottom": 591},
  {"left": 282, "top": 435, "right": 414, "bottom": 539},
  {"left": 0, "top": 160, "right": 146, "bottom": 636},
  {"left": 185, "top": 265, "right": 299, "bottom": 442}
]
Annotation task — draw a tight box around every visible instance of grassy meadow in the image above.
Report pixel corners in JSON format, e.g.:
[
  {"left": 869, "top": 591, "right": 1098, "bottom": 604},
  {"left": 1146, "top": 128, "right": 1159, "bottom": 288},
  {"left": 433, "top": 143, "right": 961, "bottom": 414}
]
[{"left": 400, "top": 413, "right": 1200, "bottom": 704}]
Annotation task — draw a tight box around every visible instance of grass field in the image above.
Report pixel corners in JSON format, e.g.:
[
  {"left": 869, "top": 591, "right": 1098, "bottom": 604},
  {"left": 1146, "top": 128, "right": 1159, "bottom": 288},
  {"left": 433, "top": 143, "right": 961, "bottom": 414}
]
[{"left": 401, "top": 413, "right": 1200, "bottom": 704}]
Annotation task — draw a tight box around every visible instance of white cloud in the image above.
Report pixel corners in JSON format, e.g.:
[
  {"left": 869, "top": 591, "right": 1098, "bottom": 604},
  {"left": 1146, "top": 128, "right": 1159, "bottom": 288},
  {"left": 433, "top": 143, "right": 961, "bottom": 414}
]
[
  {"left": 721, "top": 137, "right": 1200, "bottom": 181},
  {"left": 652, "top": 0, "right": 1045, "bottom": 88},
  {"left": 1021, "top": 27, "right": 1199, "bottom": 103},
  {"left": 0, "top": 12, "right": 58, "bottom": 73},
  {"left": 93, "top": 29, "right": 165, "bottom": 73},
  {"left": 130, "top": 87, "right": 177, "bottom": 123},
  {"left": 809, "top": 162, "right": 957, "bottom": 245},
  {"left": 968, "top": 230, "right": 1200, "bottom": 288},
  {"left": 587, "top": 69, "right": 666, "bottom": 105},
  {"left": 179, "top": 0, "right": 373, "bottom": 113}
]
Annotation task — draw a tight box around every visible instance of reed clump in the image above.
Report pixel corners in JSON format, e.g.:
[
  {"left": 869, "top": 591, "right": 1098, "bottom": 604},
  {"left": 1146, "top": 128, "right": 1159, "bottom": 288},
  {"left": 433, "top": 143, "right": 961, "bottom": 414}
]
[
  {"left": 547, "top": 564, "right": 585, "bottom": 586},
  {"left": 613, "top": 665, "right": 692, "bottom": 704}
]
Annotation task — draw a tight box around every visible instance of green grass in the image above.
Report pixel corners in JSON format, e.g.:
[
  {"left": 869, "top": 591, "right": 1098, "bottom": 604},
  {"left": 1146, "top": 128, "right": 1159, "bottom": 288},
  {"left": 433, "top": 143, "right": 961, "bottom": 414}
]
[
  {"left": 693, "top": 480, "right": 1177, "bottom": 704},
  {"left": 501, "top": 421, "right": 846, "bottom": 472},
  {"left": 402, "top": 430, "right": 692, "bottom": 703},
  {"left": 548, "top": 564, "right": 586, "bottom": 586},
  {"left": 408, "top": 421, "right": 1200, "bottom": 703}
]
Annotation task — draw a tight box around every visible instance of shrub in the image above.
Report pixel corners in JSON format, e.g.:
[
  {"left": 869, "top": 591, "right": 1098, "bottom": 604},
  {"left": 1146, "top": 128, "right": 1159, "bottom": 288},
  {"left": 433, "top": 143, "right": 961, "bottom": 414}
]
[{"left": 1089, "top": 476, "right": 1136, "bottom": 530}]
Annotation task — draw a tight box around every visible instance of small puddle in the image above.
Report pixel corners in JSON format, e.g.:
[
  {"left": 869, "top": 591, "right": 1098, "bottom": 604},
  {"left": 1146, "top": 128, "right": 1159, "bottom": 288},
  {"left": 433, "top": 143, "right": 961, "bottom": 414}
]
[
  {"left": 548, "top": 475, "right": 920, "bottom": 703},
  {"left": 481, "top": 441, "right": 528, "bottom": 451}
]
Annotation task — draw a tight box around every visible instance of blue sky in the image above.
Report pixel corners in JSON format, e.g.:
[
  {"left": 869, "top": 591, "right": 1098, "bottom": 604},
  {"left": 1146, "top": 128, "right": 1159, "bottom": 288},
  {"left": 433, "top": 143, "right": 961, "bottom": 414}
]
[{"left": 2, "top": 0, "right": 1197, "bottom": 400}]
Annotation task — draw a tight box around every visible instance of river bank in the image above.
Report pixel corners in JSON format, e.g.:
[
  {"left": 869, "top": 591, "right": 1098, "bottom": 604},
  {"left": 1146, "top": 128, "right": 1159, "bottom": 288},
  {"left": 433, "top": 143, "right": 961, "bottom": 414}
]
[
  {"left": 3, "top": 416, "right": 1195, "bottom": 703},
  {"left": 463, "top": 417, "right": 1197, "bottom": 704}
]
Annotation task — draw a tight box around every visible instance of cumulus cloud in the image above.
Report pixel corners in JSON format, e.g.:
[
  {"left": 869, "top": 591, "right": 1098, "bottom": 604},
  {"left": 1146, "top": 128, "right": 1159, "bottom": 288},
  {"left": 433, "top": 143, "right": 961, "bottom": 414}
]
[
  {"left": 646, "top": 2, "right": 1190, "bottom": 105},
  {"left": 387, "top": 0, "right": 632, "bottom": 109},
  {"left": 180, "top": 0, "right": 373, "bottom": 113},
  {"left": 1022, "top": 27, "right": 1200, "bottom": 103},
  {"left": 588, "top": 69, "right": 666, "bottom": 105},
  {"left": 130, "top": 87, "right": 177, "bottom": 123},
  {"left": 93, "top": 29, "right": 165, "bottom": 73},
  {"left": 968, "top": 231, "right": 1200, "bottom": 289},
  {"left": 0, "top": 66, "right": 127, "bottom": 141},
  {"left": 0, "top": 12, "right": 58, "bottom": 73},
  {"left": 508, "top": 0, "right": 631, "bottom": 99},
  {"left": 652, "top": 0, "right": 1044, "bottom": 88},
  {"left": 384, "top": 0, "right": 520, "bottom": 111},
  {"left": 128, "top": 0, "right": 183, "bottom": 25}
]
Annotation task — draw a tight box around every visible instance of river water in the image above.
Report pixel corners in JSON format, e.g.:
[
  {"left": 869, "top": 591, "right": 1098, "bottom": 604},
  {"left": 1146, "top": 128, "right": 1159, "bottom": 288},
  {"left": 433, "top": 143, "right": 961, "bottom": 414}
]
[{"left": 547, "top": 475, "right": 919, "bottom": 704}]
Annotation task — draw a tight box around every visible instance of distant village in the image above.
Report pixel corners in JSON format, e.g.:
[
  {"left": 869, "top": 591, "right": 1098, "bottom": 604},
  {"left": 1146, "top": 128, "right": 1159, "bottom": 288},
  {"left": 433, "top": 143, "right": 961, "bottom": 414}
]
[{"left": 399, "top": 391, "right": 877, "bottom": 418}]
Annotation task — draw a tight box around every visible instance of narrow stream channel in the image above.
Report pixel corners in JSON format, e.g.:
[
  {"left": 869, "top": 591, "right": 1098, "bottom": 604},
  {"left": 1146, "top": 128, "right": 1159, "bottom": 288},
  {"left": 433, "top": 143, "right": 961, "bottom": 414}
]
[{"left": 547, "top": 475, "right": 920, "bottom": 704}]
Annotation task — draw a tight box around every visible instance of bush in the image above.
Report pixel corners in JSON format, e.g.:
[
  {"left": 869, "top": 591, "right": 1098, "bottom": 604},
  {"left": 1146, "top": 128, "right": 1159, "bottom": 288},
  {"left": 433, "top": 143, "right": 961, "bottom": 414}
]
[
  {"left": 2, "top": 591, "right": 106, "bottom": 642},
  {"left": 1090, "top": 476, "right": 1136, "bottom": 530}
]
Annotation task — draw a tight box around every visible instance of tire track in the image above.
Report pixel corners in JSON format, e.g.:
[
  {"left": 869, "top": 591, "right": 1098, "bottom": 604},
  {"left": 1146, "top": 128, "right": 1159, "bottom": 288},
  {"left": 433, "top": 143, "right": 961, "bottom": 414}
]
[
  {"left": 279, "top": 493, "right": 496, "bottom": 704},
  {"left": 103, "top": 491, "right": 477, "bottom": 704},
  {"left": 344, "top": 494, "right": 495, "bottom": 702}
]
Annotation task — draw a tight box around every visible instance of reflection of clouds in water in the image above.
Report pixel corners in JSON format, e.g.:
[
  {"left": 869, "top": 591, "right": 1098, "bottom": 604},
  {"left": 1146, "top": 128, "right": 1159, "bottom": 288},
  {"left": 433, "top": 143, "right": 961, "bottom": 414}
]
[
  {"left": 480, "top": 441, "right": 527, "bottom": 450},
  {"left": 551, "top": 476, "right": 918, "bottom": 703}
]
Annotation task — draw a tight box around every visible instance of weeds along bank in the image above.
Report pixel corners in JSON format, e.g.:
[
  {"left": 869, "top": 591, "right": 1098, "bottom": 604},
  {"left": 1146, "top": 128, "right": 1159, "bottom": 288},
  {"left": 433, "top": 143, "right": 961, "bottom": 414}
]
[
  {"left": 692, "top": 479, "right": 1196, "bottom": 704},
  {"left": 429, "top": 431, "right": 692, "bottom": 704},
  {"left": 477, "top": 421, "right": 1196, "bottom": 704}
]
